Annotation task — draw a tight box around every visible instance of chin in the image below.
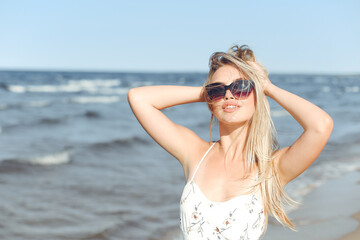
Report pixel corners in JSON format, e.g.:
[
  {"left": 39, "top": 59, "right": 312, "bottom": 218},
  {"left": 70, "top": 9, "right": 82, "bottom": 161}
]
[
  {"left": 216, "top": 112, "right": 253, "bottom": 126},
  {"left": 219, "top": 117, "right": 250, "bottom": 125}
]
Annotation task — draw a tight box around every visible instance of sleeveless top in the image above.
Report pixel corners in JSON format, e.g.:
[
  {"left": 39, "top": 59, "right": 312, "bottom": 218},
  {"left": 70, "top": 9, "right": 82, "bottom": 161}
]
[{"left": 179, "top": 141, "right": 266, "bottom": 240}]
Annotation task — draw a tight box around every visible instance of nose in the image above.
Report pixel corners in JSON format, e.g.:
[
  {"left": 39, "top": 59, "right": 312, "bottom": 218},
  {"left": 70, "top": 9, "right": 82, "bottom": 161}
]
[{"left": 224, "top": 89, "right": 235, "bottom": 100}]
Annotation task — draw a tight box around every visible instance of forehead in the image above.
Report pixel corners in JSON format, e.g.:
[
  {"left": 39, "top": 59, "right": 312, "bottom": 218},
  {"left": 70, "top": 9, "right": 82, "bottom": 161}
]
[{"left": 211, "top": 65, "right": 248, "bottom": 84}]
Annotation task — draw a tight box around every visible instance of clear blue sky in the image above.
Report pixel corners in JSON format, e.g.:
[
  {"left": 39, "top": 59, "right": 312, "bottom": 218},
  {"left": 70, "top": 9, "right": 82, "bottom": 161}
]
[{"left": 0, "top": 0, "right": 359, "bottom": 74}]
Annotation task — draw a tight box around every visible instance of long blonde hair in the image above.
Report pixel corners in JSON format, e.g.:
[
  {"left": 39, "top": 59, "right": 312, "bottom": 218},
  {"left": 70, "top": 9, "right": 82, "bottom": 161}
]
[{"left": 201, "top": 44, "right": 301, "bottom": 233}]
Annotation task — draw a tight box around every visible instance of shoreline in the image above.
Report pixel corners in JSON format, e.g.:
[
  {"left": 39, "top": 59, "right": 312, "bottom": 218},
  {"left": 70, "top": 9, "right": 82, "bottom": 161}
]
[
  {"left": 337, "top": 210, "right": 360, "bottom": 240},
  {"left": 263, "top": 169, "right": 360, "bottom": 240},
  {"left": 335, "top": 168, "right": 360, "bottom": 240}
]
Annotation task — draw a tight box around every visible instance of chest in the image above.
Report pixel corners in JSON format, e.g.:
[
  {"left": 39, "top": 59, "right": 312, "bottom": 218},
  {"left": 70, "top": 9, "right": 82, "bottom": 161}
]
[{"left": 191, "top": 160, "right": 257, "bottom": 202}]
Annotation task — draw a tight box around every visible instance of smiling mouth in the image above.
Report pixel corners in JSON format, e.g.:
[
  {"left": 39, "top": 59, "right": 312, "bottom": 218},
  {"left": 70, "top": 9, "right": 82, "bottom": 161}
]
[
  {"left": 223, "top": 105, "right": 240, "bottom": 112},
  {"left": 224, "top": 105, "right": 238, "bottom": 109}
]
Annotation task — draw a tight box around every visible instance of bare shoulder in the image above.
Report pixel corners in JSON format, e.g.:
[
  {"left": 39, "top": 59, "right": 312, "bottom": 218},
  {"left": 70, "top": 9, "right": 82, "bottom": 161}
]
[{"left": 182, "top": 138, "right": 216, "bottom": 181}]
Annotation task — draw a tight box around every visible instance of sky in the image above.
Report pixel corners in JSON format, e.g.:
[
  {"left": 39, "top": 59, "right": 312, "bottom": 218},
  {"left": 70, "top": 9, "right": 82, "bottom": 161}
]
[{"left": 0, "top": 0, "right": 359, "bottom": 74}]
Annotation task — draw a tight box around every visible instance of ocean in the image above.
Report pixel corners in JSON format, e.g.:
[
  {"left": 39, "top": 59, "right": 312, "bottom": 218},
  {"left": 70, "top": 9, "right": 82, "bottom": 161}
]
[{"left": 0, "top": 70, "right": 359, "bottom": 239}]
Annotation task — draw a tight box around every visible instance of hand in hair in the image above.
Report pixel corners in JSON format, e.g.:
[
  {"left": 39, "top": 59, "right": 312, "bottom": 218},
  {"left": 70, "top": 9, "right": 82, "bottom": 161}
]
[{"left": 247, "top": 61, "right": 272, "bottom": 96}]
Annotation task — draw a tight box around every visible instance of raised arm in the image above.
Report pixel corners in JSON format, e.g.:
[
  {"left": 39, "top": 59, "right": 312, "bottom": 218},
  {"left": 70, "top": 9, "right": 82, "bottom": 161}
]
[
  {"left": 127, "top": 85, "right": 205, "bottom": 168},
  {"left": 266, "top": 82, "right": 334, "bottom": 187},
  {"left": 248, "top": 62, "right": 334, "bottom": 187}
]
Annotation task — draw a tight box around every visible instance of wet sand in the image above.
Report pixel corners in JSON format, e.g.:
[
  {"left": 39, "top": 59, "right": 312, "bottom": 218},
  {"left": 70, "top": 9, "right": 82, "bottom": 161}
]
[
  {"left": 264, "top": 170, "right": 360, "bottom": 240},
  {"left": 339, "top": 211, "right": 360, "bottom": 240}
]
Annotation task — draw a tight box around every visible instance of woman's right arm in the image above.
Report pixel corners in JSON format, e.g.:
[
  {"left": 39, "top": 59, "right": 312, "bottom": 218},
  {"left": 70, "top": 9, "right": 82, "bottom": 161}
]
[{"left": 127, "top": 85, "right": 205, "bottom": 168}]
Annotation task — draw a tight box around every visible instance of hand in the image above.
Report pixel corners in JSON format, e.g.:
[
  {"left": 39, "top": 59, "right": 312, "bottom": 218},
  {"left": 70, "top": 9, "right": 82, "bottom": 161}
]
[{"left": 247, "top": 61, "right": 272, "bottom": 96}]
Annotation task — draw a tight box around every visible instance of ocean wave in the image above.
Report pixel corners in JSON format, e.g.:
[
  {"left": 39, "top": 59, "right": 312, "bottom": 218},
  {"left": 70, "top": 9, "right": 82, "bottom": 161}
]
[
  {"left": 2, "top": 79, "right": 123, "bottom": 94},
  {"left": 271, "top": 109, "right": 290, "bottom": 117},
  {"left": 1, "top": 84, "right": 24, "bottom": 93},
  {"left": 286, "top": 158, "right": 360, "bottom": 212},
  {"left": 1, "top": 110, "right": 102, "bottom": 132},
  {"left": 345, "top": 86, "right": 359, "bottom": 93},
  {"left": 95, "top": 87, "right": 129, "bottom": 95},
  {"left": 67, "top": 96, "right": 121, "bottom": 104},
  {"left": 25, "top": 101, "right": 52, "bottom": 108},
  {"left": 69, "top": 79, "right": 121, "bottom": 88},
  {"left": 31, "top": 151, "right": 71, "bottom": 165},
  {"left": 0, "top": 101, "right": 52, "bottom": 111},
  {"left": 2, "top": 116, "right": 65, "bottom": 132},
  {"left": 84, "top": 110, "right": 101, "bottom": 118},
  {"left": 39, "top": 117, "right": 63, "bottom": 125},
  {"left": 90, "top": 136, "right": 151, "bottom": 149},
  {"left": 0, "top": 103, "right": 20, "bottom": 111},
  {"left": 1, "top": 151, "right": 71, "bottom": 166}
]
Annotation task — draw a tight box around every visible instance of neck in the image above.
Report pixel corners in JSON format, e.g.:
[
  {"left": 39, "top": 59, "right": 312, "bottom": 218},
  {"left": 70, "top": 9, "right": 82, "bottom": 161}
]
[{"left": 218, "top": 120, "right": 251, "bottom": 163}]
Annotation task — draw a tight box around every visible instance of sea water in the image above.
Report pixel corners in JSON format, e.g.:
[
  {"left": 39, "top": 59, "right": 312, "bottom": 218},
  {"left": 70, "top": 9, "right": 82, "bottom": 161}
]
[{"left": 0, "top": 70, "right": 359, "bottom": 239}]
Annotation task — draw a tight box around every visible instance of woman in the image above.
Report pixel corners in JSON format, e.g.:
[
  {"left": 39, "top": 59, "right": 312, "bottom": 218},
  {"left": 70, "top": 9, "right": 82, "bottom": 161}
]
[{"left": 127, "top": 45, "right": 333, "bottom": 239}]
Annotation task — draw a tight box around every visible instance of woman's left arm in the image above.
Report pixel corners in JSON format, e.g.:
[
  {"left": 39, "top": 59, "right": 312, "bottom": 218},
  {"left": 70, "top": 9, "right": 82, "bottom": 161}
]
[{"left": 251, "top": 63, "right": 334, "bottom": 187}]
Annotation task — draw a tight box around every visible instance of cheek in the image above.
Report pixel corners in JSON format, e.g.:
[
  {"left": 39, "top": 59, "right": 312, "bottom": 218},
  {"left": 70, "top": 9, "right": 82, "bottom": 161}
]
[{"left": 207, "top": 101, "right": 221, "bottom": 114}]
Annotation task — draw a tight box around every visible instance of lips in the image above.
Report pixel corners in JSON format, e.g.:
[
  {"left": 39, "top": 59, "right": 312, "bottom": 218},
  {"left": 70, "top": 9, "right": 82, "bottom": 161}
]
[
  {"left": 222, "top": 101, "right": 241, "bottom": 113},
  {"left": 222, "top": 101, "right": 240, "bottom": 110}
]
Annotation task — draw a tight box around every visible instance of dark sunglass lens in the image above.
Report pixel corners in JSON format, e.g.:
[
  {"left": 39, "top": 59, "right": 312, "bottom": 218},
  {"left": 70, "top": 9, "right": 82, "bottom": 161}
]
[
  {"left": 206, "top": 84, "right": 225, "bottom": 100},
  {"left": 232, "top": 80, "right": 254, "bottom": 99},
  {"left": 237, "top": 90, "right": 251, "bottom": 99}
]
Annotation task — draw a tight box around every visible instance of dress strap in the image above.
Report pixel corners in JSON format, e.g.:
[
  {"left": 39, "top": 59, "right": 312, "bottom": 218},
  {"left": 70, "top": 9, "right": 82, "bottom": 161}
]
[{"left": 189, "top": 141, "right": 217, "bottom": 182}]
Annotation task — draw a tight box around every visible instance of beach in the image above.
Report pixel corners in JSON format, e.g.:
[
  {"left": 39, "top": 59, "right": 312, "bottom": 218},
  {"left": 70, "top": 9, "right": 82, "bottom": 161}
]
[{"left": 263, "top": 168, "right": 360, "bottom": 240}]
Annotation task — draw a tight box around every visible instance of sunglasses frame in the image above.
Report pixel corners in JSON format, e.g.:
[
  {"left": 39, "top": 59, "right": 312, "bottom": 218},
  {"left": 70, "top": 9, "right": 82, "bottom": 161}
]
[{"left": 205, "top": 79, "right": 255, "bottom": 101}]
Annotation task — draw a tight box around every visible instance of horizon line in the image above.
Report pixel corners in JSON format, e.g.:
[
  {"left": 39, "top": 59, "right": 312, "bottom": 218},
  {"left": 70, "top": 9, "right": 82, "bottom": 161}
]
[{"left": 0, "top": 67, "right": 359, "bottom": 76}]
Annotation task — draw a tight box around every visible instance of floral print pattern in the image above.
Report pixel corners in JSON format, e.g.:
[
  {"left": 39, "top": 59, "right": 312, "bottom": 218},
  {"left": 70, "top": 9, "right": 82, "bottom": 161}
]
[
  {"left": 180, "top": 181, "right": 265, "bottom": 239},
  {"left": 179, "top": 141, "right": 265, "bottom": 239}
]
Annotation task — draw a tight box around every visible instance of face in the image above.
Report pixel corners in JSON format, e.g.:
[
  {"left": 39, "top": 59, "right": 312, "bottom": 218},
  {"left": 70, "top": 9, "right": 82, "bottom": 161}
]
[{"left": 208, "top": 65, "right": 256, "bottom": 125}]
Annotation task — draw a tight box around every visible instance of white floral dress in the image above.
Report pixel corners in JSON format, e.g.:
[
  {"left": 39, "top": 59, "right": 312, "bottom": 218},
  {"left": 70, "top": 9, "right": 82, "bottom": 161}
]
[{"left": 179, "top": 141, "right": 265, "bottom": 240}]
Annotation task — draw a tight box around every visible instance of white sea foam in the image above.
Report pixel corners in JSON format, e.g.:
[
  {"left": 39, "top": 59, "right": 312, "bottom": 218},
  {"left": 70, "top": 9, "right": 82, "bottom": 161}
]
[
  {"left": 8, "top": 85, "right": 26, "bottom": 93},
  {"left": 285, "top": 158, "right": 360, "bottom": 212},
  {"left": 69, "top": 96, "right": 121, "bottom": 104},
  {"left": 6, "top": 79, "right": 122, "bottom": 94},
  {"left": 345, "top": 86, "right": 359, "bottom": 93},
  {"left": 68, "top": 79, "right": 120, "bottom": 88},
  {"left": 28, "top": 151, "right": 71, "bottom": 165},
  {"left": 271, "top": 109, "right": 290, "bottom": 117},
  {"left": 96, "top": 87, "right": 129, "bottom": 95},
  {"left": 0, "top": 151, "right": 70, "bottom": 165},
  {"left": 25, "top": 101, "right": 52, "bottom": 108}
]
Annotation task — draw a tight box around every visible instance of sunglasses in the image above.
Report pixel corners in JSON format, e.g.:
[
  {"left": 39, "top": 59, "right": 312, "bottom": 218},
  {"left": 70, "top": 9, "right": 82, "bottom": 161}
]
[{"left": 205, "top": 79, "right": 255, "bottom": 101}]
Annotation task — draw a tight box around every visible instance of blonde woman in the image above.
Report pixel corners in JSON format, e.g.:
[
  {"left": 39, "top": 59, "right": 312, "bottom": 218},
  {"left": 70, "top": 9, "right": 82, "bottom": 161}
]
[{"left": 127, "top": 45, "right": 333, "bottom": 239}]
